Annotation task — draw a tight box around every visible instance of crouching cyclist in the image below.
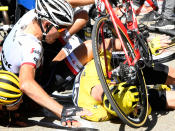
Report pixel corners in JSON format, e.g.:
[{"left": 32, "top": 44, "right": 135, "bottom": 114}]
[{"left": 0, "top": 0, "right": 92, "bottom": 127}]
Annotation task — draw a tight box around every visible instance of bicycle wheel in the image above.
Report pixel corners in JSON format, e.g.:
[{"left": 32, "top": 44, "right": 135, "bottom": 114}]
[{"left": 92, "top": 16, "right": 149, "bottom": 128}]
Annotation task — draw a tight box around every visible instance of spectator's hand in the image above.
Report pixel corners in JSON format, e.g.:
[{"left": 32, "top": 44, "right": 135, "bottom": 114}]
[
  {"left": 148, "top": 35, "right": 171, "bottom": 55},
  {"left": 61, "top": 106, "right": 92, "bottom": 127}
]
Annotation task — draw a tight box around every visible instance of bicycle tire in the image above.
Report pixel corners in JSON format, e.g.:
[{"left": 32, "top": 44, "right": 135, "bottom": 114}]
[
  {"left": 148, "top": 26, "right": 175, "bottom": 36},
  {"left": 153, "top": 53, "right": 175, "bottom": 63},
  {"left": 92, "top": 16, "right": 149, "bottom": 128}
]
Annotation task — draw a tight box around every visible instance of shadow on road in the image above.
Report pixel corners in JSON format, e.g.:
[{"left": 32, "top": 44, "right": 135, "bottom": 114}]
[
  {"left": 143, "top": 110, "right": 170, "bottom": 131},
  {"left": 0, "top": 92, "right": 172, "bottom": 131},
  {"left": 102, "top": 110, "right": 171, "bottom": 131}
]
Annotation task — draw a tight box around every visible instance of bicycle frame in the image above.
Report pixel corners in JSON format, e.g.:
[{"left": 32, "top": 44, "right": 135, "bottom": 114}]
[
  {"left": 135, "top": 0, "right": 157, "bottom": 15},
  {"left": 100, "top": 0, "right": 141, "bottom": 67},
  {"left": 144, "top": 0, "right": 157, "bottom": 10}
]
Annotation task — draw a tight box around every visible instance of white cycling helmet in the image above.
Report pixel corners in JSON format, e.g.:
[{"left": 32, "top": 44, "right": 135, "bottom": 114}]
[{"left": 35, "top": 0, "right": 74, "bottom": 28}]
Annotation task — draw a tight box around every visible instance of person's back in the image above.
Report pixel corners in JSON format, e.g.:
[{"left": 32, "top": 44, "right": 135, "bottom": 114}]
[{"left": 1, "top": 9, "right": 43, "bottom": 74}]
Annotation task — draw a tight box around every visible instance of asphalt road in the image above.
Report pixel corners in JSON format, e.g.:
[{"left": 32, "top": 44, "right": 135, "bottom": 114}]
[{"left": 1, "top": 89, "right": 175, "bottom": 131}]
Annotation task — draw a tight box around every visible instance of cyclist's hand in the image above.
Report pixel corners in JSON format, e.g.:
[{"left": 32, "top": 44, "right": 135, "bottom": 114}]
[
  {"left": 95, "top": 0, "right": 105, "bottom": 13},
  {"left": 148, "top": 35, "right": 171, "bottom": 56},
  {"left": 61, "top": 116, "right": 79, "bottom": 127},
  {"left": 61, "top": 106, "right": 92, "bottom": 127}
]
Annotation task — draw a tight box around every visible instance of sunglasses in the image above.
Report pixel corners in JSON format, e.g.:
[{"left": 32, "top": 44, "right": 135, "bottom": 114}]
[{"left": 56, "top": 25, "right": 67, "bottom": 33}]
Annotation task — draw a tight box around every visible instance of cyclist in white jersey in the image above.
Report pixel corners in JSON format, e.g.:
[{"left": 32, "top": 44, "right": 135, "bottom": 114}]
[{"left": 1, "top": 0, "right": 93, "bottom": 127}]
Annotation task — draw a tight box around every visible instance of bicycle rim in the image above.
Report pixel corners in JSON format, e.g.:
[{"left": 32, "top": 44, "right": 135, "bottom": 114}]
[{"left": 92, "top": 16, "right": 149, "bottom": 128}]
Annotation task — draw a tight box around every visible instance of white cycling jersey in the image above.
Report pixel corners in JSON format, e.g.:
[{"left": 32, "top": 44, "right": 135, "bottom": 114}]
[
  {"left": 1, "top": 9, "right": 43, "bottom": 74},
  {"left": 1, "top": 9, "right": 83, "bottom": 75}
]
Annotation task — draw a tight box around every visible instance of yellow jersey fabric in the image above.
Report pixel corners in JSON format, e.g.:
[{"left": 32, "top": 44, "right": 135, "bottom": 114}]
[{"left": 73, "top": 51, "right": 113, "bottom": 121}]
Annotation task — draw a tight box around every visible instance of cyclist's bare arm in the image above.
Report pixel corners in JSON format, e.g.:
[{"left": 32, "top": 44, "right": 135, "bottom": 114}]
[
  {"left": 58, "top": 35, "right": 171, "bottom": 66},
  {"left": 107, "top": 35, "right": 172, "bottom": 55},
  {"left": 53, "top": 37, "right": 122, "bottom": 67},
  {"left": 52, "top": 10, "right": 89, "bottom": 62},
  {"left": 19, "top": 64, "right": 91, "bottom": 127},
  {"left": 53, "top": 39, "right": 93, "bottom": 64},
  {"left": 72, "top": 38, "right": 122, "bottom": 65},
  {"left": 19, "top": 64, "right": 64, "bottom": 118},
  {"left": 68, "top": 10, "right": 89, "bottom": 36},
  {"left": 67, "top": 0, "right": 95, "bottom": 8}
]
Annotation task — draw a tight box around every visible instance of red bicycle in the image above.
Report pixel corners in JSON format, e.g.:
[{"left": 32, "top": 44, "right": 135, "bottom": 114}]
[
  {"left": 135, "top": 0, "right": 157, "bottom": 15},
  {"left": 92, "top": 0, "right": 153, "bottom": 127}
]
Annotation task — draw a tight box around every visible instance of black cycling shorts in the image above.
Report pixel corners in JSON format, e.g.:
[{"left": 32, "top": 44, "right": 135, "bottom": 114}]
[{"left": 143, "top": 63, "right": 169, "bottom": 85}]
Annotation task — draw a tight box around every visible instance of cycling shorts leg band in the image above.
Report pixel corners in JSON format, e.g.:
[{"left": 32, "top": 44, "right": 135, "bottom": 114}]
[
  {"left": 65, "top": 52, "right": 83, "bottom": 75},
  {"left": 148, "top": 89, "right": 167, "bottom": 110},
  {"left": 143, "top": 63, "right": 169, "bottom": 85}
]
